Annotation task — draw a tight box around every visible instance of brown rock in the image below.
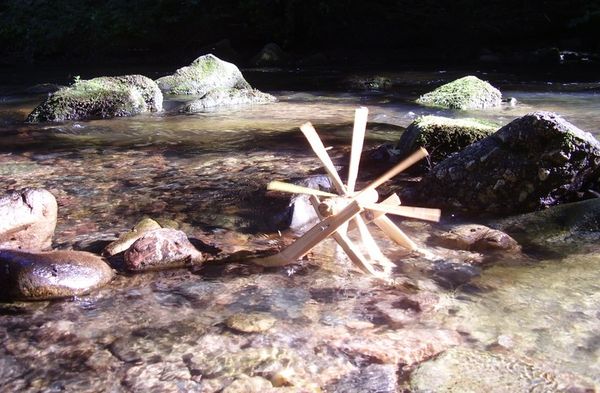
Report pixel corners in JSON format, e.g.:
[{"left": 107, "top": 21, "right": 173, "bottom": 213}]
[
  {"left": 433, "top": 224, "right": 520, "bottom": 252},
  {"left": 0, "top": 188, "right": 57, "bottom": 251},
  {"left": 124, "top": 228, "right": 203, "bottom": 272},
  {"left": 0, "top": 249, "right": 114, "bottom": 300}
]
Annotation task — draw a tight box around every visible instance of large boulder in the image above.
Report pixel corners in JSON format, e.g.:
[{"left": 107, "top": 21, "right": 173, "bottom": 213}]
[
  {"left": 396, "top": 115, "right": 499, "bottom": 169},
  {"left": 416, "top": 75, "right": 502, "bottom": 110},
  {"left": 0, "top": 249, "right": 114, "bottom": 300},
  {"left": 124, "top": 228, "right": 203, "bottom": 272},
  {"left": 157, "top": 54, "right": 276, "bottom": 111},
  {"left": 156, "top": 54, "right": 251, "bottom": 95},
  {"left": 180, "top": 88, "right": 276, "bottom": 112},
  {"left": 26, "top": 75, "right": 163, "bottom": 122},
  {"left": 0, "top": 188, "right": 57, "bottom": 251},
  {"left": 415, "top": 112, "right": 600, "bottom": 214}
]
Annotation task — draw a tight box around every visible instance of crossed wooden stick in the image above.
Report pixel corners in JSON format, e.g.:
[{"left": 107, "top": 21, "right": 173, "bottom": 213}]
[{"left": 254, "top": 107, "right": 440, "bottom": 278}]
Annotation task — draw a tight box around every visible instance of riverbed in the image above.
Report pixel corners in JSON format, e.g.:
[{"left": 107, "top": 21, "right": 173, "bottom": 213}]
[{"left": 1, "top": 65, "right": 599, "bottom": 392}]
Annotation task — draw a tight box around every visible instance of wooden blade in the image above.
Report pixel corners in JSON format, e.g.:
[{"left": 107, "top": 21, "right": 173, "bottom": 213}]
[
  {"left": 364, "top": 203, "right": 441, "bottom": 222},
  {"left": 267, "top": 181, "right": 338, "bottom": 198},
  {"left": 253, "top": 199, "right": 363, "bottom": 266},
  {"left": 373, "top": 215, "right": 418, "bottom": 251},
  {"left": 310, "top": 195, "right": 386, "bottom": 277},
  {"left": 347, "top": 107, "right": 368, "bottom": 194},
  {"left": 354, "top": 215, "right": 387, "bottom": 262},
  {"left": 300, "top": 122, "right": 347, "bottom": 195},
  {"left": 356, "top": 147, "right": 428, "bottom": 197}
]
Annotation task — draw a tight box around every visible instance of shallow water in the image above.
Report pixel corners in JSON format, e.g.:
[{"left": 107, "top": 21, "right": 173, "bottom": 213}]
[{"left": 1, "top": 66, "right": 600, "bottom": 391}]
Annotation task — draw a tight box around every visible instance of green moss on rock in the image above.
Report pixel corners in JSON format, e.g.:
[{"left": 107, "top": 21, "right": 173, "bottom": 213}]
[
  {"left": 397, "top": 115, "right": 499, "bottom": 168},
  {"left": 156, "top": 53, "right": 251, "bottom": 95},
  {"left": 416, "top": 75, "right": 502, "bottom": 110},
  {"left": 26, "top": 75, "right": 163, "bottom": 122}
]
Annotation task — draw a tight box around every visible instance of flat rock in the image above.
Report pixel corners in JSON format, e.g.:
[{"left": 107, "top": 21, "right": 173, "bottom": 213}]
[
  {"left": 124, "top": 228, "right": 203, "bottom": 272},
  {"left": 180, "top": 88, "right": 275, "bottom": 112},
  {"left": 0, "top": 188, "right": 57, "bottom": 251},
  {"left": 416, "top": 75, "right": 502, "bottom": 110},
  {"left": 431, "top": 224, "right": 520, "bottom": 252},
  {"left": 0, "top": 249, "right": 113, "bottom": 300},
  {"left": 103, "top": 218, "right": 162, "bottom": 257},
  {"left": 225, "top": 312, "right": 277, "bottom": 333}
]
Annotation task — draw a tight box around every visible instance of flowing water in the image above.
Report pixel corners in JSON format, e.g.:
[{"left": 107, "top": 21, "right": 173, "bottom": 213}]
[{"left": 0, "top": 66, "right": 599, "bottom": 392}]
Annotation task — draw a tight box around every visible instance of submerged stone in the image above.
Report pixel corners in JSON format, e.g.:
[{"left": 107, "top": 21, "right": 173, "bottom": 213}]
[
  {"left": 416, "top": 112, "right": 600, "bottom": 214},
  {"left": 0, "top": 188, "right": 57, "bottom": 251},
  {"left": 327, "top": 364, "right": 398, "bottom": 393},
  {"left": 156, "top": 53, "right": 251, "bottom": 95},
  {"left": 0, "top": 249, "right": 114, "bottom": 300},
  {"left": 26, "top": 75, "right": 163, "bottom": 122},
  {"left": 396, "top": 115, "right": 499, "bottom": 169},
  {"left": 225, "top": 312, "right": 277, "bottom": 333},
  {"left": 410, "top": 347, "right": 588, "bottom": 392},
  {"left": 416, "top": 75, "right": 502, "bottom": 110},
  {"left": 124, "top": 228, "right": 203, "bottom": 272}
]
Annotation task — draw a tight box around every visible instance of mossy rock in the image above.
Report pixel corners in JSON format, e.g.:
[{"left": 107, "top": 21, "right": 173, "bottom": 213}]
[
  {"left": 156, "top": 53, "right": 251, "bottom": 95},
  {"left": 180, "top": 88, "right": 276, "bottom": 112},
  {"left": 26, "top": 75, "right": 163, "bottom": 122},
  {"left": 416, "top": 75, "right": 502, "bottom": 110},
  {"left": 396, "top": 115, "right": 499, "bottom": 168}
]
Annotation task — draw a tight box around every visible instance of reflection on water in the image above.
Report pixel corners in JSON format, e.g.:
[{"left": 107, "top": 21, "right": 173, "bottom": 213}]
[{"left": 1, "top": 68, "right": 600, "bottom": 390}]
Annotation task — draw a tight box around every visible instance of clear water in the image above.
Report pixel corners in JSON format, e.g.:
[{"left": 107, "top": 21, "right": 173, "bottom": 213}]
[{"left": 1, "top": 67, "right": 599, "bottom": 391}]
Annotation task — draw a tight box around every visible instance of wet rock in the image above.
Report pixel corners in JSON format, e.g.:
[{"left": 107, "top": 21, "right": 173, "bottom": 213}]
[
  {"left": 26, "top": 75, "right": 163, "bottom": 122},
  {"left": 347, "top": 75, "right": 393, "bottom": 90},
  {"left": 180, "top": 88, "right": 275, "bottom": 112},
  {"left": 156, "top": 53, "right": 251, "bottom": 95},
  {"left": 432, "top": 224, "right": 520, "bottom": 252},
  {"left": 327, "top": 364, "right": 398, "bottom": 393},
  {"left": 0, "top": 188, "right": 57, "bottom": 251},
  {"left": 396, "top": 115, "right": 499, "bottom": 170},
  {"left": 288, "top": 175, "right": 333, "bottom": 232},
  {"left": 410, "top": 347, "right": 593, "bottom": 392},
  {"left": 493, "top": 197, "right": 600, "bottom": 244},
  {"left": 103, "top": 218, "right": 162, "bottom": 257},
  {"left": 226, "top": 312, "right": 277, "bottom": 333},
  {"left": 251, "top": 43, "right": 290, "bottom": 67},
  {"left": 124, "top": 228, "right": 203, "bottom": 272},
  {"left": 0, "top": 249, "right": 114, "bottom": 300},
  {"left": 416, "top": 112, "right": 600, "bottom": 215},
  {"left": 416, "top": 75, "right": 502, "bottom": 110}
]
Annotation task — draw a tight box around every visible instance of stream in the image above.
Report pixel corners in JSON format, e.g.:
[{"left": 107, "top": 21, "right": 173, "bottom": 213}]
[{"left": 0, "top": 66, "right": 599, "bottom": 392}]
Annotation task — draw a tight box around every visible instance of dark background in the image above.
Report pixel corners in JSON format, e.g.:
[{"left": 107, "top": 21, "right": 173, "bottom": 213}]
[{"left": 0, "top": 0, "right": 599, "bottom": 68}]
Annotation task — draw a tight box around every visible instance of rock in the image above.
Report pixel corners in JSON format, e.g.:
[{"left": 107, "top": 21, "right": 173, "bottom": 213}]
[
  {"left": 225, "top": 312, "right": 277, "bottom": 333},
  {"left": 416, "top": 75, "right": 502, "bottom": 110},
  {"left": 410, "top": 347, "right": 593, "bottom": 392},
  {"left": 124, "top": 228, "right": 203, "bottom": 272},
  {"left": 26, "top": 75, "right": 163, "bottom": 122},
  {"left": 250, "top": 43, "right": 289, "bottom": 67},
  {"left": 431, "top": 224, "right": 520, "bottom": 252},
  {"left": 288, "top": 175, "right": 334, "bottom": 233},
  {"left": 123, "top": 361, "right": 199, "bottom": 392},
  {"left": 0, "top": 249, "right": 113, "bottom": 300},
  {"left": 396, "top": 115, "right": 499, "bottom": 169},
  {"left": 0, "top": 188, "right": 57, "bottom": 251},
  {"left": 415, "top": 112, "right": 600, "bottom": 215},
  {"left": 156, "top": 53, "right": 251, "bottom": 95},
  {"left": 180, "top": 88, "right": 276, "bottom": 112},
  {"left": 493, "top": 198, "right": 600, "bottom": 244},
  {"left": 346, "top": 75, "right": 393, "bottom": 90},
  {"left": 327, "top": 364, "right": 398, "bottom": 393},
  {"left": 103, "top": 218, "right": 162, "bottom": 257}
]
